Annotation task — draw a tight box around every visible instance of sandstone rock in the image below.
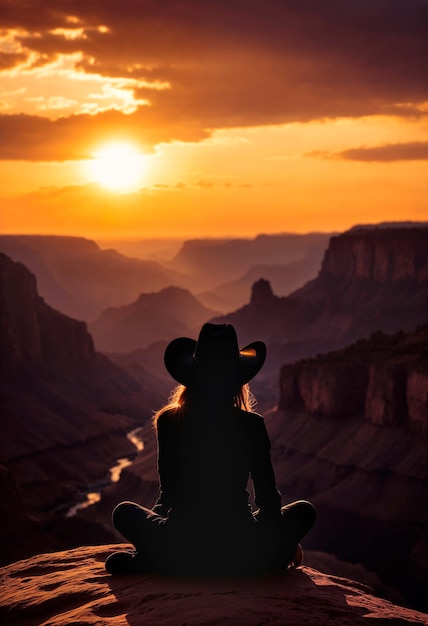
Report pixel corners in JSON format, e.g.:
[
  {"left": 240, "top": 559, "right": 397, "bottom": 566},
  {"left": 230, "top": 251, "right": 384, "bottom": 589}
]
[
  {"left": 1, "top": 545, "right": 427, "bottom": 626},
  {"left": 279, "top": 326, "right": 428, "bottom": 437},
  {"left": 280, "top": 361, "right": 368, "bottom": 418},
  {"left": 365, "top": 364, "right": 407, "bottom": 427},
  {"left": 407, "top": 371, "right": 428, "bottom": 438},
  {"left": 0, "top": 252, "right": 95, "bottom": 374},
  {"left": 0, "top": 253, "right": 164, "bottom": 565},
  {"left": 214, "top": 226, "right": 428, "bottom": 383},
  {"left": 266, "top": 404, "right": 428, "bottom": 611},
  {"left": 321, "top": 228, "right": 428, "bottom": 284},
  {"left": 89, "top": 286, "right": 219, "bottom": 353},
  {"left": 250, "top": 278, "right": 277, "bottom": 307},
  {"left": 279, "top": 365, "right": 302, "bottom": 410},
  {"left": 271, "top": 325, "right": 428, "bottom": 610}
]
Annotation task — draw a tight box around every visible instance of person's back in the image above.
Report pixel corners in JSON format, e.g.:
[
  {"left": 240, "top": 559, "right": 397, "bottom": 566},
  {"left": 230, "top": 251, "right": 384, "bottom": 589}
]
[
  {"left": 153, "top": 404, "right": 267, "bottom": 575},
  {"left": 156, "top": 406, "right": 253, "bottom": 519}
]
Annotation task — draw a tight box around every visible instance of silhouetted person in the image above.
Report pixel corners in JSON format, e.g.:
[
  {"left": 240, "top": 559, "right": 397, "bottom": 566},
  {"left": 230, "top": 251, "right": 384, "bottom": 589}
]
[{"left": 106, "top": 323, "right": 315, "bottom": 575}]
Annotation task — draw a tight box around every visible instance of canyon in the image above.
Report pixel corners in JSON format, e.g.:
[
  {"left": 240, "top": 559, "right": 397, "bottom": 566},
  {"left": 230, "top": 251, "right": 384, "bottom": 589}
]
[
  {"left": 270, "top": 324, "right": 428, "bottom": 611},
  {"left": 0, "top": 231, "right": 331, "bottom": 320},
  {"left": 78, "top": 323, "right": 428, "bottom": 611},
  {"left": 0, "top": 235, "right": 186, "bottom": 321},
  {"left": 213, "top": 225, "right": 428, "bottom": 404},
  {"left": 0, "top": 253, "right": 163, "bottom": 564},
  {"left": 1, "top": 223, "right": 427, "bottom": 614},
  {"left": 89, "top": 286, "right": 219, "bottom": 353}
]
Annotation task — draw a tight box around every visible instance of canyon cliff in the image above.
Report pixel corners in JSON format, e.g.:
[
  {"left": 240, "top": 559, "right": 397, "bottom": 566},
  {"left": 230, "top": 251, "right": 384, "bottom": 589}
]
[
  {"left": 279, "top": 326, "right": 428, "bottom": 438},
  {"left": 0, "top": 235, "right": 182, "bottom": 321},
  {"left": 305, "top": 226, "right": 428, "bottom": 339},
  {"left": 0, "top": 251, "right": 95, "bottom": 372},
  {"left": 0, "top": 253, "right": 163, "bottom": 565},
  {"left": 213, "top": 225, "right": 428, "bottom": 402},
  {"left": 268, "top": 324, "right": 428, "bottom": 611}
]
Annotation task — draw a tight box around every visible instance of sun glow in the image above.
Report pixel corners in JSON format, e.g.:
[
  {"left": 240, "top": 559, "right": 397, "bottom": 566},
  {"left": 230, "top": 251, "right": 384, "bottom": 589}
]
[{"left": 89, "top": 142, "right": 149, "bottom": 191}]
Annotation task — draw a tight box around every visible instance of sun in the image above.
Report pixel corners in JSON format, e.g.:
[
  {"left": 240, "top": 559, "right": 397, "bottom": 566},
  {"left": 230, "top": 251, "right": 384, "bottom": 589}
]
[{"left": 89, "top": 142, "right": 148, "bottom": 191}]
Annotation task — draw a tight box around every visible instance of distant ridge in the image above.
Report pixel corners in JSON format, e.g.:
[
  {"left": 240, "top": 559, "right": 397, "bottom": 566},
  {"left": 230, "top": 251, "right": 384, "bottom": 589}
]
[
  {"left": 90, "top": 286, "right": 219, "bottom": 352},
  {"left": 0, "top": 232, "right": 333, "bottom": 318},
  {"left": 0, "top": 234, "right": 184, "bottom": 321},
  {"left": 170, "top": 232, "right": 333, "bottom": 284},
  {"left": 212, "top": 224, "right": 428, "bottom": 402},
  {"left": 350, "top": 221, "right": 428, "bottom": 230}
]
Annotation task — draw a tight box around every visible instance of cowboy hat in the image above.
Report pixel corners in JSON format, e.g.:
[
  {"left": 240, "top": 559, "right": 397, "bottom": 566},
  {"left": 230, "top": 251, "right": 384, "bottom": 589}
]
[{"left": 164, "top": 323, "right": 266, "bottom": 387}]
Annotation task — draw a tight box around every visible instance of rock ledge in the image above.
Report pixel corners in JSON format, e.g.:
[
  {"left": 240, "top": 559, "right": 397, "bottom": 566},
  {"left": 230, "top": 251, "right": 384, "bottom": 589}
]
[{"left": 1, "top": 545, "right": 427, "bottom": 625}]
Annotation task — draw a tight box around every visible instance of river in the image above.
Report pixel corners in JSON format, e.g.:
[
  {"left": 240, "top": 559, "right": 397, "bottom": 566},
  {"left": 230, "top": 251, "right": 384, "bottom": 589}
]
[{"left": 65, "top": 427, "right": 144, "bottom": 518}]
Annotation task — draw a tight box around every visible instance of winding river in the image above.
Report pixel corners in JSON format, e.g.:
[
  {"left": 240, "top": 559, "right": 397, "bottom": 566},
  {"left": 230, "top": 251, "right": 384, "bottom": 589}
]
[{"left": 65, "top": 427, "right": 144, "bottom": 518}]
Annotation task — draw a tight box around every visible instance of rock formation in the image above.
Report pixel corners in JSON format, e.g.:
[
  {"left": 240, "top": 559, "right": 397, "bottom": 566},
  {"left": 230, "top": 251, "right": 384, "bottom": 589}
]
[
  {"left": 197, "top": 250, "right": 329, "bottom": 312},
  {"left": 278, "top": 325, "right": 428, "bottom": 438},
  {"left": 270, "top": 325, "right": 428, "bottom": 611},
  {"left": 213, "top": 225, "right": 428, "bottom": 397},
  {"left": 321, "top": 225, "right": 428, "bottom": 284},
  {"left": 89, "top": 286, "right": 219, "bottom": 353},
  {"left": 0, "top": 252, "right": 95, "bottom": 372},
  {"left": 0, "top": 235, "right": 182, "bottom": 321},
  {"left": 0, "top": 232, "right": 331, "bottom": 321},
  {"left": 1, "top": 545, "right": 427, "bottom": 626},
  {"left": 0, "top": 253, "right": 164, "bottom": 565}
]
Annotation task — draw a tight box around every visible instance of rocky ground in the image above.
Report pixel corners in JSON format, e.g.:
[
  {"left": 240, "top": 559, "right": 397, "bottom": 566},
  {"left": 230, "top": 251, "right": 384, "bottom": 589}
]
[{"left": 1, "top": 545, "right": 427, "bottom": 626}]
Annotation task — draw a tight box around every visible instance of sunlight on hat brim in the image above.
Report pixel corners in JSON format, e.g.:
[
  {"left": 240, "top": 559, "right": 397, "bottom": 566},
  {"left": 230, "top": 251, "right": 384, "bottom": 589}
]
[{"left": 240, "top": 348, "right": 257, "bottom": 358}]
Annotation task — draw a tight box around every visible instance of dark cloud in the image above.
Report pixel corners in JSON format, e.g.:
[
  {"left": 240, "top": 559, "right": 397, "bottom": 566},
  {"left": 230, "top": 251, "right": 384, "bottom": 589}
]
[
  {"left": 0, "top": 110, "right": 210, "bottom": 161},
  {"left": 0, "top": 112, "right": 136, "bottom": 161},
  {"left": 1, "top": 0, "right": 428, "bottom": 160},
  {"left": 307, "top": 141, "right": 428, "bottom": 162},
  {"left": 0, "top": 51, "right": 28, "bottom": 70}
]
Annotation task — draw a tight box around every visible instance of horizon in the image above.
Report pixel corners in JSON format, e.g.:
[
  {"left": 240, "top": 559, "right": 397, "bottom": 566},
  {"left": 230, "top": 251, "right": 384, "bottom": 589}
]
[
  {"left": 1, "top": 1, "right": 427, "bottom": 238},
  {"left": 0, "top": 226, "right": 338, "bottom": 239},
  {"left": 1, "top": 220, "right": 427, "bottom": 245}
]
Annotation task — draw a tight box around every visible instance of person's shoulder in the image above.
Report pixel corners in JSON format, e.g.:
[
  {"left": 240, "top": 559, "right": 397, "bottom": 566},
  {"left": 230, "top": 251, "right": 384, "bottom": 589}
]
[{"left": 156, "top": 407, "right": 179, "bottom": 428}]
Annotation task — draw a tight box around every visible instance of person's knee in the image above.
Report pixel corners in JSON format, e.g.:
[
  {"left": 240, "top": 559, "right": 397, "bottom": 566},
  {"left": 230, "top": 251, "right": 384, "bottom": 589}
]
[
  {"left": 281, "top": 499, "right": 316, "bottom": 530},
  {"left": 112, "top": 501, "right": 135, "bottom": 531},
  {"left": 296, "top": 500, "right": 316, "bottom": 529}
]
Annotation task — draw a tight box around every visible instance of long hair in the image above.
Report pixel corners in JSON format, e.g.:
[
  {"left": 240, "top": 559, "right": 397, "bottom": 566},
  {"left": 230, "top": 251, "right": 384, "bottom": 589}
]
[{"left": 152, "top": 383, "right": 257, "bottom": 428}]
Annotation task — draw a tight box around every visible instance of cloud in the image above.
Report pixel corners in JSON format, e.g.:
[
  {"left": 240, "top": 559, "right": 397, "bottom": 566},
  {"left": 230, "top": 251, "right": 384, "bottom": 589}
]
[
  {"left": 0, "top": 51, "right": 28, "bottom": 70},
  {"left": 307, "top": 141, "right": 428, "bottom": 162},
  {"left": 1, "top": 0, "right": 427, "bottom": 160},
  {"left": 0, "top": 110, "right": 210, "bottom": 161}
]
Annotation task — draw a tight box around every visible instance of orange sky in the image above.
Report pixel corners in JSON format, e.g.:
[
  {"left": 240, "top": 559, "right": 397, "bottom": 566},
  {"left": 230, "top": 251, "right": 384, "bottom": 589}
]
[{"left": 1, "top": 1, "right": 427, "bottom": 239}]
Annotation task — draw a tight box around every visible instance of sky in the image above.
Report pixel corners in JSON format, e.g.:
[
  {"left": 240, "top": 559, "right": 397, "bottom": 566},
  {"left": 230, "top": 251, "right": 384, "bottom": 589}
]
[{"left": 0, "top": 0, "right": 427, "bottom": 239}]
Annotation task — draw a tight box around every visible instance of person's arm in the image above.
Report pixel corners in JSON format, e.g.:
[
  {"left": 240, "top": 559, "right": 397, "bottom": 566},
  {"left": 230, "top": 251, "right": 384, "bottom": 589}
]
[
  {"left": 152, "top": 409, "right": 179, "bottom": 516},
  {"left": 250, "top": 413, "right": 282, "bottom": 521}
]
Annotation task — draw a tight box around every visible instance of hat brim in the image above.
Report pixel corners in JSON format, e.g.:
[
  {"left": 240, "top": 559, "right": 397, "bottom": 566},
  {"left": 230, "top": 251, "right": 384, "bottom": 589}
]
[{"left": 164, "top": 337, "right": 266, "bottom": 387}]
